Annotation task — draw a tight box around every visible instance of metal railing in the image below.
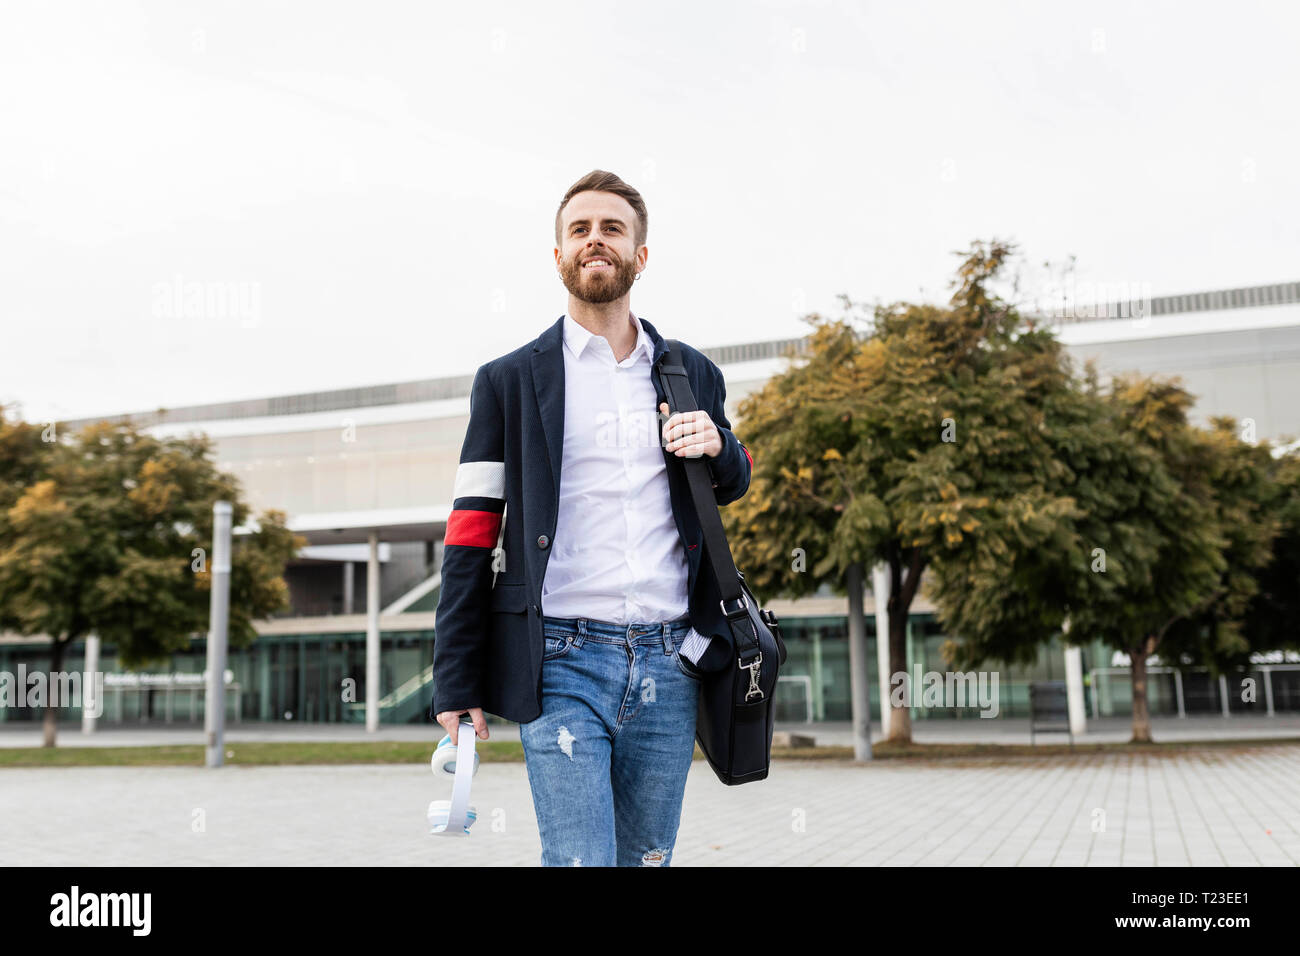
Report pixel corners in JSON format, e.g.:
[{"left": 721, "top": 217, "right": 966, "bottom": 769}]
[{"left": 1088, "top": 664, "right": 1300, "bottom": 719}]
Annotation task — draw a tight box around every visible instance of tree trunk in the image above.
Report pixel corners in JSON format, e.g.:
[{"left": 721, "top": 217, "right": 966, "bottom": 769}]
[
  {"left": 1129, "top": 637, "right": 1156, "bottom": 743},
  {"left": 42, "top": 638, "right": 66, "bottom": 748},
  {"left": 887, "top": 606, "right": 912, "bottom": 743}
]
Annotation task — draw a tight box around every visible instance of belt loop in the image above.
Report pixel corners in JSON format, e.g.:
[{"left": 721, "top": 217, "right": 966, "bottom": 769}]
[
  {"left": 575, "top": 618, "right": 587, "bottom": 648},
  {"left": 661, "top": 621, "right": 672, "bottom": 655}
]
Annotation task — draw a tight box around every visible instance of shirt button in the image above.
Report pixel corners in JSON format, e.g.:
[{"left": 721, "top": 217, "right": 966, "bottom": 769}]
[{"left": 537, "top": 534, "right": 549, "bottom": 549}]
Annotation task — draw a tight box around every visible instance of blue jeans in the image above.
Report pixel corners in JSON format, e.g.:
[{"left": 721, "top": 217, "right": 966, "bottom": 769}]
[{"left": 519, "top": 613, "right": 702, "bottom": 866}]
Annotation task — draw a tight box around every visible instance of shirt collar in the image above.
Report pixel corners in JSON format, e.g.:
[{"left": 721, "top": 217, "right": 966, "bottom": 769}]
[{"left": 562, "top": 312, "right": 651, "bottom": 365}]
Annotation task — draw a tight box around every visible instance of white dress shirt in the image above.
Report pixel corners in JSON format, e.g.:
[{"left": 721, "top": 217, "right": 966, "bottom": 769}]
[{"left": 540, "top": 312, "right": 714, "bottom": 665}]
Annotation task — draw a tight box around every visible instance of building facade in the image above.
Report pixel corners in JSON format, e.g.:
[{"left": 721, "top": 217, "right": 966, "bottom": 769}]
[{"left": 5, "top": 282, "right": 1299, "bottom": 727}]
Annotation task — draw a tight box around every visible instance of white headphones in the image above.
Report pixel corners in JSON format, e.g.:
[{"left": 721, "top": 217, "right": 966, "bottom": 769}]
[{"left": 427, "top": 721, "right": 480, "bottom": 837}]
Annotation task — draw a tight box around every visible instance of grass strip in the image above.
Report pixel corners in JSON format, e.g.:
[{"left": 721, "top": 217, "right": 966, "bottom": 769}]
[{"left": 0, "top": 736, "right": 1295, "bottom": 768}]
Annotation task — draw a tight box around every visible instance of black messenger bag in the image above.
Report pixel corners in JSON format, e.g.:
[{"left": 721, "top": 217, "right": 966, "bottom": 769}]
[{"left": 657, "top": 340, "right": 787, "bottom": 786}]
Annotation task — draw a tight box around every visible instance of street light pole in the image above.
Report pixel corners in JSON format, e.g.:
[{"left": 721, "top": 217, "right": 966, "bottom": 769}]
[
  {"left": 847, "top": 561, "right": 873, "bottom": 761},
  {"left": 205, "top": 501, "right": 232, "bottom": 768}
]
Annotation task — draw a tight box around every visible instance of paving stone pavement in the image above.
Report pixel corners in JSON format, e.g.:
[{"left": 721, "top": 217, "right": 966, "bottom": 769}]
[
  {"left": 2, "top": 746, "right": 1298, "bottom": 866},
  {"left": 5, "top": 715, "right": 1298, "bottom": 748}
]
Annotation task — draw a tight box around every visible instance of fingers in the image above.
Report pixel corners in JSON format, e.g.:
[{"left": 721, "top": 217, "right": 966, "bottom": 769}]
[
  {"left": 660, "top": 407, "right": 707, "bottom": 441},
  {"left": 660, "top": 406, "right": 721, "bottom": 456},
  {"left": 660, "top": 402, "right": 684, "bottom": 442},
  {"left": 436, "top": 712, "right": 459, "bottom": 745},
  {"left": 438, "top": 709, "right": 488, "bottom": 745},
  {"left": 662, "top": 415, "right": 717, "bottom": 455}
]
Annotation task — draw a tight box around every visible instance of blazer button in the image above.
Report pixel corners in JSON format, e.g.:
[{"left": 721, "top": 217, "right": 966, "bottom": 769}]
[{"left": 537, "top": 534, "right": 550, "bottom": 549}]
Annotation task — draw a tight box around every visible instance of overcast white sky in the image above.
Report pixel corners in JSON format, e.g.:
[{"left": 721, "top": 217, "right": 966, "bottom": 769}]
[{"left": 2, "top": 0, "right": 1297, "bottom": 423}]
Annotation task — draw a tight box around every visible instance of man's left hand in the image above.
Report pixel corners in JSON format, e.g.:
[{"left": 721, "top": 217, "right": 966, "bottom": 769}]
[{"left": 659, "top": 402, "right": 722, "bottom": 458}]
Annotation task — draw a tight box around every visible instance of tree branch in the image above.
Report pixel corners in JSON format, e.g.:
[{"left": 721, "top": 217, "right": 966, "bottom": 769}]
[{"left": 829, "top": 458, "right": 855, "bottom": 504}]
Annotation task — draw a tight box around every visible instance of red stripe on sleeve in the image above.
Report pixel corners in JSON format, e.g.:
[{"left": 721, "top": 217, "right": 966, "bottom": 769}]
[
  {"left": 742, "top": 445, "right": 754, "bottom": 469},
  {"left": 445, "top": 509, "right": 502, "bottom": 548}
]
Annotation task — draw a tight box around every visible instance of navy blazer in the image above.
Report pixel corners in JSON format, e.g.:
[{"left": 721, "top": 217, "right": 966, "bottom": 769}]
[{"left": 428, "top": 314, "right": 754, "bottom": 724}]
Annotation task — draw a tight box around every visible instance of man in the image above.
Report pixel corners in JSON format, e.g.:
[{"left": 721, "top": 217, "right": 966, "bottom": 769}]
[{"left": 429, "top": 169, "right": 754, "bottom": 866}]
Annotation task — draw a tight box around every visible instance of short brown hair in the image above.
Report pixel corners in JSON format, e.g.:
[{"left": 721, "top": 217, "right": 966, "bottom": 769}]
[{"left": 555, "top": 170, "right": 648, "bottom": 249}]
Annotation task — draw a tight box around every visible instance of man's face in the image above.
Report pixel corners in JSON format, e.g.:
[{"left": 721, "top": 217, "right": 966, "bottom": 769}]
[{"left": 555, "top": 190, "right": 645, "bottom": 304}]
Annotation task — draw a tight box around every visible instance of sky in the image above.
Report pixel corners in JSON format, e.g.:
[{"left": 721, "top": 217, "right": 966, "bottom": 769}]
[{"left": 2, "top": 0, "right": 1297, "bottom": 423}]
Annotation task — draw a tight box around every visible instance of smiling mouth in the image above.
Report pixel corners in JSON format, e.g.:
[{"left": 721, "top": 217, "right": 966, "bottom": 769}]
[{"left": 582, "top": 258, "right": 612, "bottom": 271}]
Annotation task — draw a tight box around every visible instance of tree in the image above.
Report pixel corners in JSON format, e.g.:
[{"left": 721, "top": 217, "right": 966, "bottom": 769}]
[
  {"left": 921, "top": 359, "right": 1142, "bottom": 681},
  {"left": 0, "top": 416, "right": 302, "bottom": 746},
  {"left": 927, "top": 367, "right": 1238, "bottom": 741},
  {"left": 727, "top": 239, "right": 1089, "bottom": 744},
  {"left": 722, "top": 241, "right": 1292, "bottom": 746},
  {"left": 0, "top": 405, "right": 53, "bottom": 637},
  {"left": 1238, "top": 445, "right": 1300, "bottom": 656},
  {"left": 721, "top": 314, "right": 879, "bottom": 754},
  {"left": 1081, "top": 378, "right": 1280, "bottom": 741},
  {"left": 912, "top": 347, "right": 1287, "bottom": 745},
  {"left": 1159, "top": 417, "right": 1287, "bottom": 687}
]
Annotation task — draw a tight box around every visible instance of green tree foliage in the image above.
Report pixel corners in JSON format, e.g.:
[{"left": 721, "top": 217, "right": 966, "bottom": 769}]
[
  {"left": 1159, "top": 416, "right": 1285, "bottom": 669},
  {"left": 0, "top": 412, "right": 302, "bottom": 745},
  {"left": 1066, "top": 380, "right": 1277, "bottom": 740},
  {"left": 858, "top": 340, "right": 1283, "bottom": 742},
  {"left": 728, "top": 240, "right": 1088, "bottom": 743},
  {"left": 725, "top": 243, "right": 1292, "bottom": 746},
  {"left": 1239, "top": 448, "right": 1300, "bottom": 655},
  {"left": 0, "top": 408, "right": 51, "bottom": 638}
]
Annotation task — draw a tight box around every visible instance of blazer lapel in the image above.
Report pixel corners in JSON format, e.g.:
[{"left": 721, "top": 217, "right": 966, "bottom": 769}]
[{"left": 530, "top": 316, "right": 566, "bottom": 510}]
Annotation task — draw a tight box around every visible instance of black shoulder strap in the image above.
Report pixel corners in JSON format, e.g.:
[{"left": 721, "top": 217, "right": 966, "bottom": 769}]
[{"left": 656, "top": 339, "right": 747, "bottom": 614}]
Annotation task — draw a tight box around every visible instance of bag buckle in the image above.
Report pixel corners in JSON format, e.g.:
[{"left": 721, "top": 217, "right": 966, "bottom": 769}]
[
  {"left": 719, "top": 592, "right": 749, "bottom": 617},
  {"left": 739, "top": 651, "right": 764, "bottom": 701}
]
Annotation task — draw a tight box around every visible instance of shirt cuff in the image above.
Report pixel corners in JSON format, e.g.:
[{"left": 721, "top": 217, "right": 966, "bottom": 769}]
[{"left": 679, "top": 627, "right": 713, "bottom": 664}]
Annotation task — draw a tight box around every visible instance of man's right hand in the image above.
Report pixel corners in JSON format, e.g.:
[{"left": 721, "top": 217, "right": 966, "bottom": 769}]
[{"left": 436, "top": 708, "right": 488, "bottom": 745}]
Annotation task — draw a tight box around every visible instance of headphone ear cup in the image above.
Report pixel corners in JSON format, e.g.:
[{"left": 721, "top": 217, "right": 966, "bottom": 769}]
[
  {"left": 431, "top": 735, "right": 479, "bottom": 777},
  {"left": 427, "top": 800, "right": 478, "bottom": 835}
]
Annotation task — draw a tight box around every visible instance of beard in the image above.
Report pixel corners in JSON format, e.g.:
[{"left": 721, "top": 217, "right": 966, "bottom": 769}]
[{"left": 558, "top": 252, "right": 637, "bottom": 303}]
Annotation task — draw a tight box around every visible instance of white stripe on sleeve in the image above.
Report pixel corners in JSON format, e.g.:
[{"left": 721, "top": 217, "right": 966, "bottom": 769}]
[{"left": 453, "top": 460, "right": 505, "bottom": 500}]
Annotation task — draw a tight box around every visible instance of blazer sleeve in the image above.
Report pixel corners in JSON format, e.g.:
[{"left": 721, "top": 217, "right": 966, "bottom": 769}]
[
  {"left": 704, "top": 360, "right": 753, "bottom": 506},
  {"left": 430, "top": 364, "right": 506, "bottom": 718}
]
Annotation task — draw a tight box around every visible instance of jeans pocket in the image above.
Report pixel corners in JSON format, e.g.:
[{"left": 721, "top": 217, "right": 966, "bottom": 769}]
[
  {"left": 671, "top": 638, "right": 703, "bottom": 682},
  {"left": 542, "top": 629, "right": 575, "bottom": 662}
]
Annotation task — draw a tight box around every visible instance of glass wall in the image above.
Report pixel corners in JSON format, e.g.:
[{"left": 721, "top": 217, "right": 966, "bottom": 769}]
[
  {"left": 0, "top": 631, "right": 436, "bottom": 726},
  {"left": 771, "top": 612, "right": 1097, "bottom": 723},
  {"left": 3, "top": 617, "right": 1293, "bottom": 726}
]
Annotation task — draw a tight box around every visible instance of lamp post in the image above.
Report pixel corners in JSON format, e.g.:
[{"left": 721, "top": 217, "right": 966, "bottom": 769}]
[{"left": 205, "top": 501, "right": 232, "bottom": 768}]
